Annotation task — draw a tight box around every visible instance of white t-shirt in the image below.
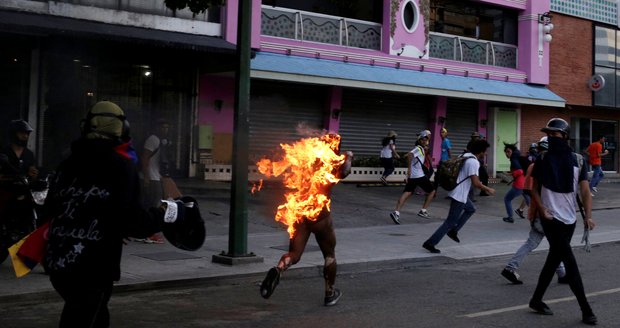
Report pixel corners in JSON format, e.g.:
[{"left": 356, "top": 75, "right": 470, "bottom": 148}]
[
  {"left": 540, "top": 166, "right": 580, "bottom": 224},
  {"left": 380, "top": 140, "right": 394, "bottom": 158},
  {"left": 408, "top": 146, "right": 426, "bottom": 179},
  {"left": 448, "top": 153, "right": 480, "bottom": 203},
  {"left": 143, "top": 134, "right": 162, "bottom": 181}
]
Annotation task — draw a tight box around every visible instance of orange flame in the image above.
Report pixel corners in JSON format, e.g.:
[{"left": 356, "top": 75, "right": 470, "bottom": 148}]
[
  {"left": 251, "top": 179, "right": 264, "bottom": 194},
  {"left": 256, "top": 134, "right": 345, "bottom": 238}
]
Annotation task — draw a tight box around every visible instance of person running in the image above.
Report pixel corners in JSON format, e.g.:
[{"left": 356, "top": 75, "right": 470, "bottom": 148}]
[
  {"left": 515, "top": 143, "right": 539, "bottom": 217},
  {"left": 259, "top": 141, "right": 353, "bottom": 307},
  {"left": 502, "top": 143, "right": 530, "bottom": 223},
  {"left": 501, "top": 137, "right": 567, "bottom": 285},
  {"left": 587, "top": 135, "right": 609, "bottom": 195},
  {"left": 422, "top": 139, "right": 495, "bottom": 253},
  {"left": 390, "top": 130, "right": 436, "bottom": 223},
  {"left": 380, "top": 131, "right": 400, "bottom": 184},
  {"left": 528, "top": 118, "right": 597, "bottom": 325}
]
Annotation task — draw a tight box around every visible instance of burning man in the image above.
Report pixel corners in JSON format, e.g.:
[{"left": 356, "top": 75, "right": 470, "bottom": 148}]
[{"left": 257, "top": 133, "right": 352, "bottom": 306}]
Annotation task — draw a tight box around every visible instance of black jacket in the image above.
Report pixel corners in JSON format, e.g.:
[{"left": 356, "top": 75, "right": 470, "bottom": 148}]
[{"left": 43, "top": 138, "right": 162, "bottom": 282}]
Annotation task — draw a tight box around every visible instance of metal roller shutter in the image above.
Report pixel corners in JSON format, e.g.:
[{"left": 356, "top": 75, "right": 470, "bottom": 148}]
[
  {"left": 445, "top": 99, "right": 478, "bottom": 154},
  {"left": 249, "top": 81, "right": 327, "bottom": 161},
  {"left": 339, "top": 89, "right": 432, "bottom": 157}
]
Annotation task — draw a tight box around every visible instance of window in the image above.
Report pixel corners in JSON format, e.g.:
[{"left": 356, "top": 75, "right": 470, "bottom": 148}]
[
  {"left": 594, "top": 26, "right": 620, "bottom": 108},
  {"left": 402, "top": 0, "right": 419, "bottom": 33}
]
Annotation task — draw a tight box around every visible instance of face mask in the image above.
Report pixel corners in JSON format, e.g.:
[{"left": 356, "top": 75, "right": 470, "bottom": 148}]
[{"left": 547, "top": 136, "right": 570, "bottom": 152}]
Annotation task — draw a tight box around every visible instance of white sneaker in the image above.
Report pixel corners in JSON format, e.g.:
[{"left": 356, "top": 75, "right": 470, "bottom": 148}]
[
  {"left": 592, "top": 187, "right": 598, "bottom": 193},
  {"left": 417, "top": 210, "right": 430, "bottom": 219},
  {"left": 390, "top": 211, "right": 400, "bottom": 224}
]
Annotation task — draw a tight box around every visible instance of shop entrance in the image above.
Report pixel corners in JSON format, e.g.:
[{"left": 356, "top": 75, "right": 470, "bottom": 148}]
[{"left": 574, "top": 118, "right": 618, "bottom": 172}]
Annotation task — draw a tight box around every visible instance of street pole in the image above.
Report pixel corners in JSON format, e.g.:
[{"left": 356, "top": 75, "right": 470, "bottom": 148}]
[{"left": 212, "top": 0, "right": 262, "bottom": 265}]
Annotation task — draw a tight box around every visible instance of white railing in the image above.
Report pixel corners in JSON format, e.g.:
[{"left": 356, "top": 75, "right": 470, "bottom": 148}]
[
  {"left": 204, "top": 165, "right": 407, "bottom": 183},
  {"left": 429, "top": 32, "right": 518, "bottom": 68},
  {"left": 261, "top": 5, "right": 382, "bottom": 51}
]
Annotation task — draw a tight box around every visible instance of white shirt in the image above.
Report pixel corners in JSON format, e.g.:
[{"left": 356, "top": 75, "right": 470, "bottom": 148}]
[
  {"left": 540, "top": 166, "right": 580, "bottom": 224},
  {"left": 143, "top": 134, "right": 162, "bottom": 181},
  {"left": 380, "top": 140, "right": 395, "bottom": 158},
  {"left": 409, "top": 146, "right": 426, "bottom": 179},
  {"left": 448, "top": 153, "right": 480, "bottom": 203}
]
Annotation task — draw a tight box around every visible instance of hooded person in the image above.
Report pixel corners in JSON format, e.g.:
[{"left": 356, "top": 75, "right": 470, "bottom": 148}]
[{"left": 41, "top": 101, "right": 204, "bottom": 327}]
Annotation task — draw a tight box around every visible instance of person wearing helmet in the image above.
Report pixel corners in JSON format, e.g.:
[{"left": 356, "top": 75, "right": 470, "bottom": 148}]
[
  {"left": 389, "top": 130, "right": 437, "bottom": 223},
  {"left": 527, "top": 118, "right": 597, "bottom": 325},
  {"left": 501, "top": 136, "right": 567, "bottom": 285},
  {"left": 0, "top": 120, "right": 38, "bottom": 180},
  {"left": 379, "top": 130, "right": 400, "bottom": 184},
  {"left": 41, "top": 101, "right": 204, "bottom": 327}
]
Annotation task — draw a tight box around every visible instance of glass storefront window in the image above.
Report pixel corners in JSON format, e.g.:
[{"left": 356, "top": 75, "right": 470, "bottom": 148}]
[
  {"left": 593, "top": 66, "right": 616, "bottom": 107},
  {"left": 595, "top": 26, "right": 615, "bottom": 68}
]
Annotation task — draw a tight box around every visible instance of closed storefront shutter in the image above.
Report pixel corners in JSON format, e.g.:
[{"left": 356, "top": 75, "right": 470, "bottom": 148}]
[
  {"left": 249, "top": 81, "right": 327, "bottom": 162},
  {"left": 445, "top": 99, "right": 478, "bottom": 154},
  {"left": 339, "top": 89, "right": 432, "bottom": 157}
]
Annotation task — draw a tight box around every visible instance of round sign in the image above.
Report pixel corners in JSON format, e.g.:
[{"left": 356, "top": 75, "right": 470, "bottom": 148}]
[{"left": 588, "top": 74, "right": 605, "bottom": 92}]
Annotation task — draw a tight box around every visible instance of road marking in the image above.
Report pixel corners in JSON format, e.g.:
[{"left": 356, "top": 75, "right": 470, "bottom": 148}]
[{"left": 463, "top": 287, "right": 620, "bottom": 318}]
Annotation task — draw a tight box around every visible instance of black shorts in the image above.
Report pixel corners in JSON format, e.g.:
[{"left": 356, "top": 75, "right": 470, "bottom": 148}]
[{"left": 403, "top": 177, "right": 434, "bottom": 193}]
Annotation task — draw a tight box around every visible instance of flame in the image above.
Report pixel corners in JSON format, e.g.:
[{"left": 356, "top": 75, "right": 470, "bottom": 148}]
[
  {"left": 251, "top": 179, "right": 264, "bottom": 194},
  {"left": 256, "top": 134, "right": 345, "bottom": 238}
]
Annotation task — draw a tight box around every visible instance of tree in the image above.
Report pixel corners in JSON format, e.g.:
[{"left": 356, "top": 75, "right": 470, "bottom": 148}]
[{"left": 164, "top": 0, "right": 225, "bottom": 16}]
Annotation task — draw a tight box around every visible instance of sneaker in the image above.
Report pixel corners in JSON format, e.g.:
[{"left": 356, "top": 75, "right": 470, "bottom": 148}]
[
  {"left": 514, "top": 209, "right": 525, "bottom": 219},
  {"left": 502, "top": 217, "right": 514, "bottom": 223},
  {"left": 501, "top": 268, "right": 523, "bottom": 284},
  {"left": 591, "top": 187, "right": 598, "bottom": 193},
  {"left": 591, "top": 193, "right": 595, "bottom": 197},
  {"left": 529, "top": 299, "right": 553, "bottom": 315},
  {"left": 324, "top": 288, "right": 342, "bottom": 306},
  {"left": 390, "top": 211, "right": 401, "bottom": 225},
  {"left": 144, "top": 234, "right": 165, "bottom": 244},
  {"left": 380, "top": 176, "right": 387, "bottom": 185},
  {"left": 582, "top": 312, "right": 597, "bottom": 325},
  {"left": 422, "top": 241, "right": 440, "bottom": 253},
  {"left": 417, "top": 210, "right": 430, "bottom": 219},
  {"left": 447, "top": 229, "right": 460, "bottom": 243},
  {"left": 260, "top": 267, "right": 281, "bottom": 299}
]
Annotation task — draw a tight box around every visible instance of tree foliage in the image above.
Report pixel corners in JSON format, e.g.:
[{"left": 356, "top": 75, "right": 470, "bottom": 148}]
[{"left": 164, "top": 0, "right": 225, "bottom": 15}]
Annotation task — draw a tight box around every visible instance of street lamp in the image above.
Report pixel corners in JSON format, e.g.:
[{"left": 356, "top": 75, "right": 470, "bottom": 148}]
[{"left": 537, "top": 12, "right": 554, "bottom": 66}]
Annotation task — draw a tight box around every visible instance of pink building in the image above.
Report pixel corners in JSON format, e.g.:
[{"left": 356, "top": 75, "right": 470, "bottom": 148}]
[{"left": 200, "top": 0, "right": 561, "bottom": 179}]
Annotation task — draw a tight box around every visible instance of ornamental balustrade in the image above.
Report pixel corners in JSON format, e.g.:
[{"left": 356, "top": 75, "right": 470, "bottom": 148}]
[{"left": 429, "top": 32, "right": 517, "bottom": 68}]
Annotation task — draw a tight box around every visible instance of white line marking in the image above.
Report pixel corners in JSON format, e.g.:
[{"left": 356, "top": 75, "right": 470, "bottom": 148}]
[{"left": 463, "top": 287, "right": 620, "bottom": 318}]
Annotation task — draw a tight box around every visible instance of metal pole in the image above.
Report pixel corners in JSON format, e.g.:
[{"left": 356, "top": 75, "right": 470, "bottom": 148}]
[{"left": 213, "top": 0, "right": 262, "bottom": 264}]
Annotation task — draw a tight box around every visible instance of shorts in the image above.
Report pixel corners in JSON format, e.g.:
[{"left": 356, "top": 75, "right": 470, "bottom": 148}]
[{"left": 403, "top": 177, "right": 434, "bottom": 193}]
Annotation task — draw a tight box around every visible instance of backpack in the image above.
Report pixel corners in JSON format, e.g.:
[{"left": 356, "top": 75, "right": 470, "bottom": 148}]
[{"left": 436, "top": 155, "right": 476, "bottom": 191}]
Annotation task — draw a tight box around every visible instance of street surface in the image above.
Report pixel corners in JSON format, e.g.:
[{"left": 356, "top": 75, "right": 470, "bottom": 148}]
[{"left": 2, "top": 242, "right": 619, "bottom": 328}]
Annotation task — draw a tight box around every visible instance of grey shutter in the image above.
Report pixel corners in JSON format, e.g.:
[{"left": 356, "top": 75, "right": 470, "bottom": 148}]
[
  {"left": 445, "top": 99, "right": 478, "bottom": 154},
  {"left": 249, "top": 81, "right": 327, "bottom": 162},
  {"left": 339, "top": 89, "right": 432, "bottom": 157}
]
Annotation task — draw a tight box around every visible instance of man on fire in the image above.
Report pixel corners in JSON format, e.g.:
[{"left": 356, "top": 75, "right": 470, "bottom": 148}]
[{"left": 256, "top": 133, "right": 352, "bottom": 306}]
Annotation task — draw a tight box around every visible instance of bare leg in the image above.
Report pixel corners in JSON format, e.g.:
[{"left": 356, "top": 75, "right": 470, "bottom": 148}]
[
  {"left": 395, "top": 192, "right": 413, "bottom": 212},
  {"left": 312, "top": 216, "right": 337, "bottom": 296},
  {"left": 422, "top": 190, "right": 436, "bottom": 210}
]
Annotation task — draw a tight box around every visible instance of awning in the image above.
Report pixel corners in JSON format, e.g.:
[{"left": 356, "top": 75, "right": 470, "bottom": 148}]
[
  {"left": 0, "top": 10, "right": 236, "bottom": 54},
  {"left": 251, "top": 52, "right": 565, "bottom": 108}
]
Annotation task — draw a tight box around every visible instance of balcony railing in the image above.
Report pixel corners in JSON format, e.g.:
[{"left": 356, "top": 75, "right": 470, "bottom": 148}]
[
  {"left": 27, "top": 0, "right": 220, "bottom": 22},
  {"left": 261, "top": 5, "right": 382, "bottom": 51},
  {"left": 429, "top": 32, "right": 517, "bottom": 68}
]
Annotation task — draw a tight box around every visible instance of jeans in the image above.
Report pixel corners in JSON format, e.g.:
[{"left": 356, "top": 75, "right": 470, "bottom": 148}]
[
  {"left": 505, "top": 220, "right": 565, "bottom": 276},
  {"left": 532, "top": 218, "right": 592, "bottom": 314},
  {"left": 589, "top": 165, "right": 604, "bottom": 189},
  {"left": 504, "top": 187, "right": 530, "bottom": 218},
  {"left": 426, "top": 198, "right": 476, "bottom": 246}
]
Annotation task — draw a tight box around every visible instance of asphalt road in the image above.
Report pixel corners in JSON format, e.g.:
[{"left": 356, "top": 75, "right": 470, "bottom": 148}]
[{"left": 2, "top": 242, "right": 619, "bottom": 328}]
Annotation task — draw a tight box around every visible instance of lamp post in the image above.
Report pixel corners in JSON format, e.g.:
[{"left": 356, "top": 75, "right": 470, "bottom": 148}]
[{"left": 537, "top": 12, "right": 554, "bottom": 67}]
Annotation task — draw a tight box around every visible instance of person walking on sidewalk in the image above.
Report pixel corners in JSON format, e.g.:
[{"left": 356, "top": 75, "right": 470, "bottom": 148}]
[
  {"left": 587, "top": 135, "right": 609, "bottom": 195},
  {"left": 380, "top": 131, "right": 400, "bottom": 184},
  {"left": 422, "top": 139, "right": 495, "bottom": 253},
  {"left": 501, "top": 137, "right": 567, "bottom": 285},
  {"left": 528, "top": 118, "right": 597, "bottom": 325},
  {"left": 260, "top": 145, "right": 353, "bottom": 307},
  {"left": 502, "top": 142, "right": 530, "bottom": 223},
  {"left": 390, "top": 130, "right": 436, "bottom": 223}
]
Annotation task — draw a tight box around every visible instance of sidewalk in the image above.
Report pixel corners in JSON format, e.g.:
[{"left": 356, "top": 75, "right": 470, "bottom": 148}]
[{"left": 2, "top": 178, "right": 620, "bottom": 302}]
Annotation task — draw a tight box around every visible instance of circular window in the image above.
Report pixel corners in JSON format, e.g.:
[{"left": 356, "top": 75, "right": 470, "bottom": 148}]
[{"left": 402, "top": 0, "right": 419, "bottom": 33}]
